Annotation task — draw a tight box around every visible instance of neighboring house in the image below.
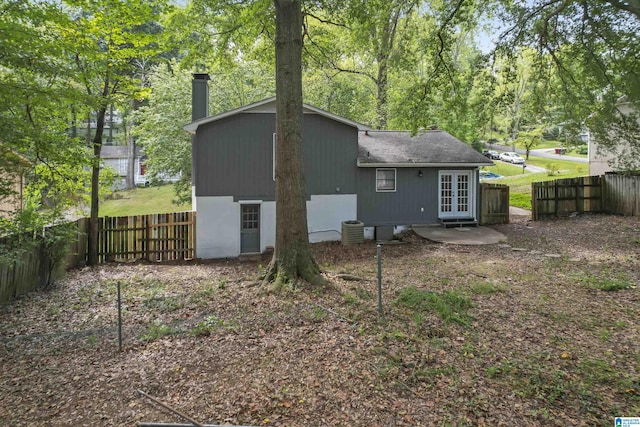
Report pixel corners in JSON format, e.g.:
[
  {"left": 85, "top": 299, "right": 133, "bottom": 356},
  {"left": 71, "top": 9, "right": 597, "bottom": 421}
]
[
  {"left": 101, "top": 145, "right": 180, "bottom": 189},
  {"left": 0, "top": 146, "right": 29, "bottom": 219},
  {"left": 100, "top": 145, "right": 147, "bottom": 189},
  {"left": 589, "top": 100, "right": 639, "bottom": 175},
  {"left": 184, "top": 74, "right": 493, "bottom": 259}
]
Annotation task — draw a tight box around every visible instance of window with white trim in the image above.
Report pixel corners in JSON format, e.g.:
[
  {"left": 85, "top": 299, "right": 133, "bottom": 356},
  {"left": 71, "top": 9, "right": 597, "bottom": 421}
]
[
  {"left": 376, "top": 168, "right": 396, "bottom": 192},
  {"left": 272, "top": 133, "right": 276, "bottom": 181}
]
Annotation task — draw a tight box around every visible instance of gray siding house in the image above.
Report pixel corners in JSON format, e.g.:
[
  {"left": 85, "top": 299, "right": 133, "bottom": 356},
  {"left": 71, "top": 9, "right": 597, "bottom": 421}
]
[
  {"left": 357, "top": 130, "right": 493, "bottom": 227},
  {"left": 185, "top": 74, "right": 492, "bottom": 259}
]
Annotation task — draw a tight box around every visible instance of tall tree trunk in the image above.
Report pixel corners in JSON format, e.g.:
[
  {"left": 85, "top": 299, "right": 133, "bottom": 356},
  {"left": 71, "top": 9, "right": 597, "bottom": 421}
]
[
  {"left": 87, "top": 106, "right": 107, "bottom": 266},
  {"left": 376, "top": 54, "right": 389, "bottom": 129},
  {"left": 126, "top": 100, "right": 136, "bottom": 189},
  {"left": 262, "top": 0, "right": 324, "bottom": 288}
]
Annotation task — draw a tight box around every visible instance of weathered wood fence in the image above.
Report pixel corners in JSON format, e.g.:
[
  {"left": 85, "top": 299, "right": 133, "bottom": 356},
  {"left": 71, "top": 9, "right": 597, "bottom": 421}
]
[
  {"left": 96, "top": 211, "right": 195, "bottom": 262},
  {"left": 480, "top": 183, "right": 510, "bottom": 225},
  {"left": 0, "top": 240, "right": 51, "bottom": 304},
  {"left": 0, "top": 211, "right": 195, "bottom": 304},
  {"left": 0, "top": 220, "right": 87, "bottom": 304},
  {"left": 603, "top": 174, "right": 640, "bottom": 216},
  {"left": 532, "top": 174, "right": 640, "bottom": 220}
]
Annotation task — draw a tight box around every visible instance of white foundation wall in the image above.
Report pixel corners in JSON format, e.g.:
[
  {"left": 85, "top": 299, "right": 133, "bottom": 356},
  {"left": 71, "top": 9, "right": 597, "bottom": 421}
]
[
  {"left": 258, "top": 201, "right": 276, "bottom": 251},
  {"left": 195, "top": 194, "right": 357, "bottom": 258},
  {"left": 307, "top": 194, "right": 357, "bottom": 243},
  {"left": 195, "top": 196, "right": 240, "bottom": 258}
]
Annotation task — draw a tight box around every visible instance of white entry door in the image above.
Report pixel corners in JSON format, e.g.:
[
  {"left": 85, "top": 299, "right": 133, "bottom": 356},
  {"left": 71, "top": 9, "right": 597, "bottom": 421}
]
[{"left": 439, "top": 171, "right": 473, "bottom": 218}]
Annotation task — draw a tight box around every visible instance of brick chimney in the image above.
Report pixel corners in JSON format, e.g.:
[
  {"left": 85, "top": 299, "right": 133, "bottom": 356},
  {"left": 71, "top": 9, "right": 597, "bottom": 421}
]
[{"left": 192, "top": 73, "right": 210, "bottom": 121}]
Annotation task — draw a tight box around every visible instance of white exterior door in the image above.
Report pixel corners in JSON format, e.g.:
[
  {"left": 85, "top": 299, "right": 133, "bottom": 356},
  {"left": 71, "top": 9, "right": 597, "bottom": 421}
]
[{"left": 439, "top": 171, "right": 473, "bottom": 218}]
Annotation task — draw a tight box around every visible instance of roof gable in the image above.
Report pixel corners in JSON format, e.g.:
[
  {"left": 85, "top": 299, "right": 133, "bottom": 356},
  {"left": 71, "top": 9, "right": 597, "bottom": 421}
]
[
  {"left": 357, "top": 130, "right": 493, "bottom": 167},
  {"left": 184, "top": 97, "right": 371, "bottom": 133}
]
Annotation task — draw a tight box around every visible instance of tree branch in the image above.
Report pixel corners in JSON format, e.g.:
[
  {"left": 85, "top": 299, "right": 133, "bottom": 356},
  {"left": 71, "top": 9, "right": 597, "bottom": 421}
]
[
  {"left": 303, "top": 10, "right": 350, "bottom": 30},
  {"left": 605, "top": 0, "right": 640, "bottom": 21},
  {"left": 302, "top": 29, "right": 378, "bottom": 84}
]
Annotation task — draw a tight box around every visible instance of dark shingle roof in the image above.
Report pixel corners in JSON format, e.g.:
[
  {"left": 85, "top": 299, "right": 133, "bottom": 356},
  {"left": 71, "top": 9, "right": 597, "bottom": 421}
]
[{"left": 358, "top": 130, "right": 493, "bottom": 166}]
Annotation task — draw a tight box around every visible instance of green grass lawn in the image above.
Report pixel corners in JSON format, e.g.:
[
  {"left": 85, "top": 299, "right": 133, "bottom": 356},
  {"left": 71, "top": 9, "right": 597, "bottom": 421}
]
[
  {"left": 100, "top": 184, "right": 191, "bottom": 217},
  {"left": 99, "top": 156, "right": 587, "bottom": 215},
  {"left": 482, "top": 154, "right": 588, "bottom": 210},
  {"left": 481, "top": 161, "right": 526, "bottom": 177}
]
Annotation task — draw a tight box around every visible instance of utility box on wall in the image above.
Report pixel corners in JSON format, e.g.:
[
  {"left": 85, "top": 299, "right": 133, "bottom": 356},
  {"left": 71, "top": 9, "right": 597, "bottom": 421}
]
[{"left": 375, "top": 225, "right": 394, "bottom": 241}]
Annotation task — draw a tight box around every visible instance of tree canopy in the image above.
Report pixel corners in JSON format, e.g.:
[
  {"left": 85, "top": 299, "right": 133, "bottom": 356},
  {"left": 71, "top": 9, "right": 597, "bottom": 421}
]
[{"left": 2, "top": 0, "right": 639, "bottom": 233}]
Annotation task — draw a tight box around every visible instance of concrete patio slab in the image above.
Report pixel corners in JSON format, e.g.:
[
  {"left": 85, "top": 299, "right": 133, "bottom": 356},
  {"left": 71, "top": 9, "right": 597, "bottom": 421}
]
[{"left": 412, "top": 224, "right": 507, "bottom": 245}]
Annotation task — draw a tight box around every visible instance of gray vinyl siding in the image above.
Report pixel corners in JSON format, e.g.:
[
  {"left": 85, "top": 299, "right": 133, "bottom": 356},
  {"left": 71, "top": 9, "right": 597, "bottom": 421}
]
[
  {"left": 357, "top": 167, "right": 479, "bottom": 226},
  {"left": 195, "top": 113, "right": 275, "bottom": 198},
  {"left": 194, "top": 113, "right": 358, "bottom": 199},
  {"left": 302, "top": 114, "right": 357, "bottom": 195}
]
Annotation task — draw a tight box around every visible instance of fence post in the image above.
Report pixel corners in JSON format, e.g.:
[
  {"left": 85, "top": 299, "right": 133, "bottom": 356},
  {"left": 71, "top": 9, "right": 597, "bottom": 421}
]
[
  {"left": 531, "top": 182, "right": 536, "bottom": 221},
  {"left": 117, "top": 281, "right": 122, "bottom": 352},
  {"left": 376, "top": 244, "right": 383, "bottom": 316}
]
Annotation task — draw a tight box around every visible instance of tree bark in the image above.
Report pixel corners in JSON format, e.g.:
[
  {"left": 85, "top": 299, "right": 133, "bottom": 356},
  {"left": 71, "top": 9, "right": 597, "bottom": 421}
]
[
  {"left": 87, "top": 105, "right": 107, "bottom": 266},
  {"left": 376, "top": 54, "right": 389, "bottom": 129},
  {"left": 262, "top": 0, "right": 324, "bottom": 289},
  {"left": 126, "top": 100, "right": 136, "bottom": 189}
]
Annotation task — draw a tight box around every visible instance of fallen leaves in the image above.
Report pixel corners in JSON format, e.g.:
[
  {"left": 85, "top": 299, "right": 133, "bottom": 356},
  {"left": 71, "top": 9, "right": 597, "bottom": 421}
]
[{"left": 0, "top": 215, "right": 638, "bottom": 425}]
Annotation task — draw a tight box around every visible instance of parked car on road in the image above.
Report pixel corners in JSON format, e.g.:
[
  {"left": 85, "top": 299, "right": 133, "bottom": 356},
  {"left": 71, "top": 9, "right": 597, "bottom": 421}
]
[
  {"left": 482, "top": 149, "right": 500, "bottom": 160},
  {"left": 499, "top": 152, "right": 525, "bottom": 164}
]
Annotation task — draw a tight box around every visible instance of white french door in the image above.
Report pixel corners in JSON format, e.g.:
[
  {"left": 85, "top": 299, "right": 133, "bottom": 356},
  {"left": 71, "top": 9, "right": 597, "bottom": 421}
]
[{"left": 439, "top": 171, "right": 473, "bottom": 218}]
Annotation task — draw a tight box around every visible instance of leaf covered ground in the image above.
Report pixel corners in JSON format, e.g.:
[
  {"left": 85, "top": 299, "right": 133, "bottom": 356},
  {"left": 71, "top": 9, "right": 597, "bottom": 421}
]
[{"left": 1, "top": 214, "right": 639, "bottom": 426}]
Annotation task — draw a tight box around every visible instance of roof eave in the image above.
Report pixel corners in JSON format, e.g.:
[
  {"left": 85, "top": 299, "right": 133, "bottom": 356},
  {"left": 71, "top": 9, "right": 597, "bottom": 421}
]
[
  {"left": 357, "top": 161, "right": 494, "bottom": 168},
  {"left": 183, "top": 96, "right": 371, "bottom": 133}
]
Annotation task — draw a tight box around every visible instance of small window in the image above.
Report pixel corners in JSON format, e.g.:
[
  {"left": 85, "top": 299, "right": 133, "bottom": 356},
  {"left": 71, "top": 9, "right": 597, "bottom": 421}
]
[
  {"left": 376, "top": 168, "right": 396, "bottom": 192},
  {"left": 272, "top": 133, "right": 276, "bottom": 181}
]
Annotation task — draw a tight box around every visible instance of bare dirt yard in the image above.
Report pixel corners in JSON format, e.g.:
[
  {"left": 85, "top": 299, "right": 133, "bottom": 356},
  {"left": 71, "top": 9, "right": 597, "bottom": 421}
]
[{"left": 1, "top": 214, "right": 639, "bottom": 426}]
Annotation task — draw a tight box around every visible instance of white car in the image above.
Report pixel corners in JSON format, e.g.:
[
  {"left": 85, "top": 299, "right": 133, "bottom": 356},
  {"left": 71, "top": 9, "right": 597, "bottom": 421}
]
[{"left": 499, "top": 152, "right": 525, "bottom": 164}]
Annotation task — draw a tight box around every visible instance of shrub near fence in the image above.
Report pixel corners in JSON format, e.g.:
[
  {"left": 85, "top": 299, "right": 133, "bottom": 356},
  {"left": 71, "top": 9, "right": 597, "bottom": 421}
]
[{"left": 0, "top": 221, "right": 85, "bottom": 304}]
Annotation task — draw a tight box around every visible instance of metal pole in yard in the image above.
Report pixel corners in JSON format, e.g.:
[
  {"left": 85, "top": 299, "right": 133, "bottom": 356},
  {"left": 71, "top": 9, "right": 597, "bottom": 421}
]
[
  {"left": 117, "top": 281, "right": 122, "bottom": 352},
  {"left": 377, "top": 244, "right": 383, "bottom": 316}
]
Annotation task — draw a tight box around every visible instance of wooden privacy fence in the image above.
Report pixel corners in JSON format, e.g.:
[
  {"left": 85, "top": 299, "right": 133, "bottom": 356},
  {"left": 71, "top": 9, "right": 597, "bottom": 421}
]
[
  {"left": 97, "top": 211, "right": 195, "bottom": 262},
  {"left": 480, "top": 183, "right": 510, "bottom": 225},
  {"left": 0, "top": 220, "right": 86, "bottom": 304},
  {"left": 1, "top": 212, "right": 195, "bottom": 304},
  {"left": 0, "top": 241, "right": 50, "bottom": 304},
  {"left": 531, "top": 174, "right": 640, "bottom": 220},
  {"left": 602, "top": 173, "right": 640, "bottom": 216}
]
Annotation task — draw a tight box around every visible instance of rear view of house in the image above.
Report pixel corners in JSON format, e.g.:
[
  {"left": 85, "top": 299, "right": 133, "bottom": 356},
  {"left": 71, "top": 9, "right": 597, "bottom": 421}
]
[
  {"left": 185, "top": 74, "right": 492, "bottom": 259},
  {"left": 357, "top": 130, "right": 492, "bottom": 231}
]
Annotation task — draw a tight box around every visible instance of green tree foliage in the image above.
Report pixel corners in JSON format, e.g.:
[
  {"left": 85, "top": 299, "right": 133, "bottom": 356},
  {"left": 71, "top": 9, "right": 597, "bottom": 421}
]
[
  {"left": 497, "top": 0, "right": 640, "bottom": 170},
  {"left": 61, "top": 0, "right": 170, "bottom": 264},
  {"left": 515, "top": 127, "right": 544, "bottom": 159},
  {"left": 133, "top": 64, "right": 193, "bottom": 204},
  {"left": 305, "top": 0, "right": 423, "bottom": 129},
  {"left": 0, "top": 1, "right": 91, "bottom": 212},
  {"left": 134, "top": 60, "right": 274, "bottom": 204}
]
